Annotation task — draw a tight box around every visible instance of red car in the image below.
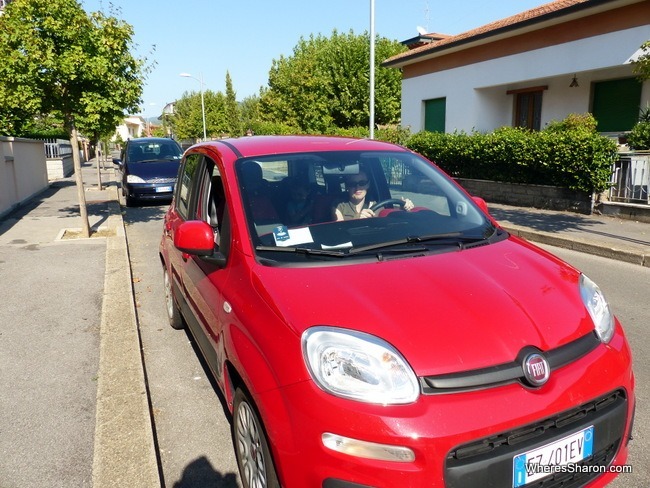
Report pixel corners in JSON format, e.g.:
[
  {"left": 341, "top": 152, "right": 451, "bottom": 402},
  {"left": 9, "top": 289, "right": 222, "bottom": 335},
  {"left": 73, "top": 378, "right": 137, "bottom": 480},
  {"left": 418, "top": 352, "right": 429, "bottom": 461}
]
[{"left": 159, "top": 135, "right": 634, "bottom": 488}]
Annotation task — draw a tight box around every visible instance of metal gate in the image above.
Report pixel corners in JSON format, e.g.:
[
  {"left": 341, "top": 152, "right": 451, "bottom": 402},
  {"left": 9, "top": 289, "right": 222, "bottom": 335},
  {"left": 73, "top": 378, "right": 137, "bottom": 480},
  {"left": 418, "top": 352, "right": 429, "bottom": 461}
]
[{"left": 609, "top": 153, "right": 650, "bottom": 204}]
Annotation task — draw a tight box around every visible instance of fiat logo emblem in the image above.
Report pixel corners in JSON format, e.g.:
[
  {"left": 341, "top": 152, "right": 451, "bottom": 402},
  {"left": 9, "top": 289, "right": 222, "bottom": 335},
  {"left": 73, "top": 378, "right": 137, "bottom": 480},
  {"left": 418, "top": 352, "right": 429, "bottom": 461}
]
[{"left": 523, "top": 353, "right": 550, "bottom": 387}]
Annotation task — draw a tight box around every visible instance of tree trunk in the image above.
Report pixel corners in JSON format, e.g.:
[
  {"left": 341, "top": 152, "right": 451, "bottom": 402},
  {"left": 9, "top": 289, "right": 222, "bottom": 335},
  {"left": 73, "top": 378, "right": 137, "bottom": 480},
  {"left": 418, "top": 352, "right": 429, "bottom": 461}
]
[
  {"left": 71, "top": 127, "right": 92, "bottom": 238},
  {"left": 96, "top": 140, "right": 104, "bottom": 191}
]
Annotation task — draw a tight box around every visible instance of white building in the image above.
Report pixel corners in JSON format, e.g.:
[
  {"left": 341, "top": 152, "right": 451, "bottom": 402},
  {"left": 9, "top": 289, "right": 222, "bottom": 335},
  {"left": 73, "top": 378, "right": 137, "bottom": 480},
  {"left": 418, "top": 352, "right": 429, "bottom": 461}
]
[
  {"left": 113, "top": 115, "right": 146, "bottom": 141},
  {"left": 384, "top": 0, "right": 650, "bottom": 137}
]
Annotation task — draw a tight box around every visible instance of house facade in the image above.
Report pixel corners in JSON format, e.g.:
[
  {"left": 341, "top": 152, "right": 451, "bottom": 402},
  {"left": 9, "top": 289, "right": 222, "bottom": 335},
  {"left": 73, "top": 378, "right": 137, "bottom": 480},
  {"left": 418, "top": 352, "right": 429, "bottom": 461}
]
[
  {"left": 113, "top": 115, "right": 146, "bottom": 142},
  {"left": 384, "top": 0, "right": 650, "bottom": 137}
]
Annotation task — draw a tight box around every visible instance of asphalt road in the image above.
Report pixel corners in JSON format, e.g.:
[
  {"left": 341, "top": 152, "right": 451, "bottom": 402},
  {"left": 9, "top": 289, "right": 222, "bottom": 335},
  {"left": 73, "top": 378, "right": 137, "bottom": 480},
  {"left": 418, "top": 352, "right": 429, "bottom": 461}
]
[
  {"left": 123, "top": 204, "right": 240, "bottom": 488},
  {"left": 537, "top": 244, "right": 650, "bottom": 488},
  {"left": 123, "top": 203, "right": 648, "bottom": 488}
]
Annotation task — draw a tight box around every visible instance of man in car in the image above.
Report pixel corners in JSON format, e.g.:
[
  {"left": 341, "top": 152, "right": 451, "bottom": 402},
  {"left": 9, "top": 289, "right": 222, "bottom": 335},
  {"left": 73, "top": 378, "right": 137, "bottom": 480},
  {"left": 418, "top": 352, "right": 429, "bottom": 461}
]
[{"left": 333, "top": 170, "right": 414, "bottom": 221}]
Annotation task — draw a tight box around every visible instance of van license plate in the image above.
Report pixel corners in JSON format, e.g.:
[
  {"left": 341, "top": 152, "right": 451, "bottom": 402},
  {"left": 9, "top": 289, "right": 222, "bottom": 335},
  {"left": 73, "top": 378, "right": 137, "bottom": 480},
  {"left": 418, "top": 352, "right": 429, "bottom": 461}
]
[{"left": 513, "top": 425, "right": 594, "bottom": 487}]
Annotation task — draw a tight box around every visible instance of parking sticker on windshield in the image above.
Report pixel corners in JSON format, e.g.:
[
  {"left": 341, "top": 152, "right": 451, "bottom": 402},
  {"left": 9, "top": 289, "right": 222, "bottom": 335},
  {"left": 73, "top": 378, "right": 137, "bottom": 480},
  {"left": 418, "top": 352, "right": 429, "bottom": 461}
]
[{"left": 273, "top": 226, "right": 314, "bottom": 247}]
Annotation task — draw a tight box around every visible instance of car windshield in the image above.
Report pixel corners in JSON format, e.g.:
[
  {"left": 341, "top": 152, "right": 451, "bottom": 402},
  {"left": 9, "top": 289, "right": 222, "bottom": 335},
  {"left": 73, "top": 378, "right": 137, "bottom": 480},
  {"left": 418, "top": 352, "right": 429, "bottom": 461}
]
[
  {"left": 128, "top": 141, "right": 183, "bottom": 163},
  {"left": 235, "top": 150, "right": 499, "bottom": 264}
]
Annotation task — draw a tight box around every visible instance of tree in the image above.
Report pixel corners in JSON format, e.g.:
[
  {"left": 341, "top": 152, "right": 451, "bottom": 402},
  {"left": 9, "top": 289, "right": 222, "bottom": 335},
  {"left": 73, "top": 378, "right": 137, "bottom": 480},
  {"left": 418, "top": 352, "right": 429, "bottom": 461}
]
[
  {"left": 259, "top": 30, "right": 406, "bottom": 133},
  {"left": 225, "top": 71, "right": 241, "bottom": 137},
  {"left": 633, "top": 40, "right": 650, "bottom": 81},
  {"left": 0, "top": 0, "right": 146, "bottom": 237},
  {"left": 171, "top": 89, "right": 227, "bottom": 140},
  {"left": 240, "top": 95, "right": 261, "bottom": 134}
]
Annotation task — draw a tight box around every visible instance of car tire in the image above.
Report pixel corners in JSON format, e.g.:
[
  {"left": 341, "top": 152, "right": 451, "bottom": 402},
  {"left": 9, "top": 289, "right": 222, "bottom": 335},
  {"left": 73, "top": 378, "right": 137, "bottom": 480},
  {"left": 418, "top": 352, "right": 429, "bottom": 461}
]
[
  {"left": 233, "top": 388, "right": 280, "bottom": 488},
  {"left": 163, "top": 267, "right": 184, "bottom": 330}
]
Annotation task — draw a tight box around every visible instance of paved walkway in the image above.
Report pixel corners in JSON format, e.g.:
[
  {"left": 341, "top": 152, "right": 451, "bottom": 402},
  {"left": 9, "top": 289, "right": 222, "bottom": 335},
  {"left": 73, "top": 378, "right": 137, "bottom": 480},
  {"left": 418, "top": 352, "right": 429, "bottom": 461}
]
[
  {"left": 0, "top": 160, "right": 160, "bottom": 488},
  {"left": 489, "top": 203, "right": 650, "bottom": 267},
  {"left": 0, "top": 158, "right": 648, "bottom": 487}
]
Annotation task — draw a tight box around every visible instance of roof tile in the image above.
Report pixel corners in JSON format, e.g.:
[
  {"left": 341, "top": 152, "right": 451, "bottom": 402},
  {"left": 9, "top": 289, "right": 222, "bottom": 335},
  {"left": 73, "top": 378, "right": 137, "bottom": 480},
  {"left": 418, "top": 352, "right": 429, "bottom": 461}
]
[{"left": 390, "top": 0, "right": 590, "bottom": 62}]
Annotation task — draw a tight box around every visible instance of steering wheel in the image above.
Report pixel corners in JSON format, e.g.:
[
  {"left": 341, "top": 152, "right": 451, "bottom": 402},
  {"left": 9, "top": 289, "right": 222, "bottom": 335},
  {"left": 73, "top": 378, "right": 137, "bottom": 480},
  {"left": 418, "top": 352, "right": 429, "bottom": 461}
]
[{"left": 370, "top": 199, "right": 406, "bottom": 212}]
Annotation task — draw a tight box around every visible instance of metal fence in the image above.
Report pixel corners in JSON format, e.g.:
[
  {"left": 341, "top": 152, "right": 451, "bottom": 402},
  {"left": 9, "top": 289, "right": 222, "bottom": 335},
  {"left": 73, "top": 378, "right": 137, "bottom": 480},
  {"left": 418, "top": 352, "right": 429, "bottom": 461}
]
[
  {"left": 609, "top": 152, "right": 650, "bottom": 204},
  {"left": 42, "top": 139, "right": 73, "bottom": 159}
]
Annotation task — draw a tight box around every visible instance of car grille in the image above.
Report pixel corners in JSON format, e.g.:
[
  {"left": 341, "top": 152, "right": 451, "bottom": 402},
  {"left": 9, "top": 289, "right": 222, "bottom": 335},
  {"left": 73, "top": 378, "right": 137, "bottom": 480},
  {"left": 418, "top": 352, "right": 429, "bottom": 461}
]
[
  {"left": 445, "top": 390, "right": 627, "bottom": 488},
  {"left": 146, "top": 177, "right": 176, "bottom": 184},
  {"left": 421, "top": 332, "right": 600, "bottom": 394}
]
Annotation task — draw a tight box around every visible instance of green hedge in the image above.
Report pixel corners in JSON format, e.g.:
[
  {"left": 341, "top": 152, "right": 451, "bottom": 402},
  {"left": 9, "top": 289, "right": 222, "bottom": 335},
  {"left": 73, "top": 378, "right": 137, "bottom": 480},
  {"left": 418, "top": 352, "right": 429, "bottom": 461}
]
[{"left": 405, "top": 123, "right": 618, "bottom": 194}]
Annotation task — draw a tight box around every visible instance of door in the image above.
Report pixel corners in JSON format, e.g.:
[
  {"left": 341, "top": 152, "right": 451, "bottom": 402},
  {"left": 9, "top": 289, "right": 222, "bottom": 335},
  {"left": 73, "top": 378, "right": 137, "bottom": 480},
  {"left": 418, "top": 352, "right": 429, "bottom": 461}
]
[{"left": 172, "top": 153, "right": 233, "bottom": 384}]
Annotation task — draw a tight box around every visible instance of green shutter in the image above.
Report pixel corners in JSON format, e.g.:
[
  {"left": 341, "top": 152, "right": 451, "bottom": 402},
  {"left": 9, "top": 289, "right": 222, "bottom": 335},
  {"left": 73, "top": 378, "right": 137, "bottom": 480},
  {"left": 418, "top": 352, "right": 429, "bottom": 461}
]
[
  {"left": 592, "top": 78, "right": 642, "bottom": 132},
  {"left": 424, "top": 98, "right": 446, "bottom": 133}
]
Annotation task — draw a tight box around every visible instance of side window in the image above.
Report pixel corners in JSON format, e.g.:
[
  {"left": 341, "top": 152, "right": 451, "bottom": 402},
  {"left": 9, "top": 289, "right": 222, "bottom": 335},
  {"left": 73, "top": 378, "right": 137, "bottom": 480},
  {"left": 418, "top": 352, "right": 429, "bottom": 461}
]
[
  {"left": 195, "top": 157, "right": 231, "bottom": 257},
  {"left": 176, "top": 153, "right": 202, "bottom": 219}
]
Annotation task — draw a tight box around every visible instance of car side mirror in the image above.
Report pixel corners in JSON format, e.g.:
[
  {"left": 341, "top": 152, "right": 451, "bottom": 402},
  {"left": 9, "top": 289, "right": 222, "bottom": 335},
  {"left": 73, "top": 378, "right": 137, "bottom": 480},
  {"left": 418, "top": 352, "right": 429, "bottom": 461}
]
[
  {"left": 471, "top": 196, "right": 490, "bottom": 215},
  {"left": 112, "top": 158, "right": 123, "bottom": 166},
  {"left": 174, "top": 220, "right": 227, "bottom": 268}
]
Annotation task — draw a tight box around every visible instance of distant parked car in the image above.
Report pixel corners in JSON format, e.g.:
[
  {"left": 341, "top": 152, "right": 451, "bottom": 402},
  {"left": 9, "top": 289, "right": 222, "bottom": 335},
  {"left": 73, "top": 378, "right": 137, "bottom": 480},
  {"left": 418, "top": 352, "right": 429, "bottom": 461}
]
[
  {"left": 114, "top": 137, "right": 183, "bottom": 206},
  {"left": 159, "top": 135, "right": 635, "bottom": 488}
]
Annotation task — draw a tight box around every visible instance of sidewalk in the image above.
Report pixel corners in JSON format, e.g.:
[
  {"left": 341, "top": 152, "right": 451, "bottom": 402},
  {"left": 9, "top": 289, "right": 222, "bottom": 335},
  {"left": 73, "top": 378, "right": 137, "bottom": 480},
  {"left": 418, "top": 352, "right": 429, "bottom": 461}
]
[
  {"left": 488, "top": 203, "right": 650, "bottom": 267},
  {"left": 0, "top": 159, "right": 159, "bottom": 488},
  {"left": 0, "top": 160, "right": 648, "bottom": 486}
]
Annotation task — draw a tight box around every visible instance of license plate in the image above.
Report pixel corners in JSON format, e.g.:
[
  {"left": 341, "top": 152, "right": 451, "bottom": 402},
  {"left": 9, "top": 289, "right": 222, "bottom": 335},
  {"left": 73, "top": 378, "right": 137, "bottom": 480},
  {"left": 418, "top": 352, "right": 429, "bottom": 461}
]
[
  {"left": 156, "top": 186, "right": 173, "bottom": 193},
  {"left": 513, "top": 425, "right": 594, "bottom": 487}
]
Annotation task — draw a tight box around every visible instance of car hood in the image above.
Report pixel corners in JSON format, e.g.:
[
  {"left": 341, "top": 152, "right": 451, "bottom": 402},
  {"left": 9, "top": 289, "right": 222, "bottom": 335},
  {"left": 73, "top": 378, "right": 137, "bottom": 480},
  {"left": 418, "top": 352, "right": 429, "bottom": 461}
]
[
  {"left": 127, "top": 160, "right": 180, "bottom": 179},
  {"left": 251, "top": 238, "right": 594, "bottom": 376}
]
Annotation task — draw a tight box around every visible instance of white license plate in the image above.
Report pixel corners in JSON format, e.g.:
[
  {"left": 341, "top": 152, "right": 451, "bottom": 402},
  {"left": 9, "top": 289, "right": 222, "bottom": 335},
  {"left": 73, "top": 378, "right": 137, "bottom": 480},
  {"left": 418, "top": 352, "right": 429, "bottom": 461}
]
[
  {"left": 156, "top": 186, "right": 173, "bottom": 193},
  {"left": 513, "top": 425, "right": 594, "bottom": 487}
]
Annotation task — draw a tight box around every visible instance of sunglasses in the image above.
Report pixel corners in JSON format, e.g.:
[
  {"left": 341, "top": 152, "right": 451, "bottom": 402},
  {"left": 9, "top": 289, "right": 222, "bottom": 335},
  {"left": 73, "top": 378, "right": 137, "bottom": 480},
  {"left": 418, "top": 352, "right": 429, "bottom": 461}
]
[{"left": 346, "top": 179, "right": 369, "bottom": 188}]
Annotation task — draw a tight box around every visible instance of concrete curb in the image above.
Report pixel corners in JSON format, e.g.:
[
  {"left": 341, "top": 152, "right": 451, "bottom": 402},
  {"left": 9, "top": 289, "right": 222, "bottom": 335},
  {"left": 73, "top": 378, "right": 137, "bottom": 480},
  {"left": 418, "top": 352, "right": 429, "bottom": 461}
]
[
  {"left": 504, "top": 225, "right": 650, "bottom": 268},
  {"left": 92, "top": 185, "right": 161, "bottom": 488}
]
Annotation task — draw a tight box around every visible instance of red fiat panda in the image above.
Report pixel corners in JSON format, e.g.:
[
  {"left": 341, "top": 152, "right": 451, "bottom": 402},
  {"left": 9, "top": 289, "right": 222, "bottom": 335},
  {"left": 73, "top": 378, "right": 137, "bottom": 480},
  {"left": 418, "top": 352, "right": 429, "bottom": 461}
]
[{"left": 159, "top": 135, "right": 634, "bottom": 488}]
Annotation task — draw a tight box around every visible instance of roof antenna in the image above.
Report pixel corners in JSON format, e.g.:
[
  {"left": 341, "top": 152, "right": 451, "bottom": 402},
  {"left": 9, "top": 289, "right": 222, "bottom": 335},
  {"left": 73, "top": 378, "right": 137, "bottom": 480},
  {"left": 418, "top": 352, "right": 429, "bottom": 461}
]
[{"left": 423, "top": 0, "right": 430, "bottom": 32}]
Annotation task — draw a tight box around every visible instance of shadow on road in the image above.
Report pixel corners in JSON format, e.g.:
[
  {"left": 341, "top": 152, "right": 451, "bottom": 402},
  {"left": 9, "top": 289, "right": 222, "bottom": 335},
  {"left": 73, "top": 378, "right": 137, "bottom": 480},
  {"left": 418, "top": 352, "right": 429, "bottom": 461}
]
[{"left": 172, "top": 456, "right": 239, "bottom": 488}]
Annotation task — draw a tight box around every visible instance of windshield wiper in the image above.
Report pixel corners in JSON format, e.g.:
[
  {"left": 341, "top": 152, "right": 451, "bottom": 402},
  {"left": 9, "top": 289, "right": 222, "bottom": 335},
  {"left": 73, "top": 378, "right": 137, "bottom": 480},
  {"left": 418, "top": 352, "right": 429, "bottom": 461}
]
[
  {"left": 255, "top": 230, "right": 496, "bottom": 259},
  {"left": 348, "top": 232, "right": 487, "bottom": 254},
  {"left": 136, "top": 158, "right": 178, "bottom": 163},
  {"left": 255, "top": 245, "right": 347, "bottom": 257}
]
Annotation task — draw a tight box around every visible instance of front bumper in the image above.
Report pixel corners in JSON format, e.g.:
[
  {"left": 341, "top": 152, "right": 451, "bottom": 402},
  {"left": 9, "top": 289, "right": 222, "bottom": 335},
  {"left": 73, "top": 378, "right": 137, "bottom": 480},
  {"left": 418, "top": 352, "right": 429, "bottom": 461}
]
[
  {"left": 125, "top": 182, "right": 175, "bottom": 202},
  {"left": 259, "top": 329, "right": 634, "bottom": 488}
]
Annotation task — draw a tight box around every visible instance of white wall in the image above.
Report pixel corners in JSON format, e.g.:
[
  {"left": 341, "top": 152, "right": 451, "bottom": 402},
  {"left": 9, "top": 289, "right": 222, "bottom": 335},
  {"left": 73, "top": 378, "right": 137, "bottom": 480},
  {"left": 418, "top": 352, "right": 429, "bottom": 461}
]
[
  {"left": 0, "top": 137, "right": 48, "bottom": 218},
  {"left": 401, "top": 25, "right": 650, "bottom": 133}
]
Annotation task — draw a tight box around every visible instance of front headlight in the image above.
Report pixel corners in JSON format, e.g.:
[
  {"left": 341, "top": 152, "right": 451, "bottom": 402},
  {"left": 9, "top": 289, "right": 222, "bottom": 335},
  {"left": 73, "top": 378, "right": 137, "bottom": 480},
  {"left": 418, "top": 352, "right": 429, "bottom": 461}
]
[
  {"left": 579, "top": 274, "right": 615, "bottom": 343},
  {"left": 302, "top": 326, "right": 419, "bottom": 405},
  {"left": 126, "top": 174, "right": 146, "bottom": 183}
]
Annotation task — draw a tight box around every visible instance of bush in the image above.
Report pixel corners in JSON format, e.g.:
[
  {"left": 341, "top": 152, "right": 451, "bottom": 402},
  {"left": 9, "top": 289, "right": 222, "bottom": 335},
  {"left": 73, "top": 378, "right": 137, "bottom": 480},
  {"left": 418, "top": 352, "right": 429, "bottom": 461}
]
[
  {"left": 248, "top": 121, "right": 297, "bottom": 135},
  {"left": 21, "top": 130, "right": 70, "bottom": 140},
  {"left": 405, "top": 115, "right": 618, "bottom": 194},
  {"left": 627, "top": 121, "right": 650, "bottom": 150}
]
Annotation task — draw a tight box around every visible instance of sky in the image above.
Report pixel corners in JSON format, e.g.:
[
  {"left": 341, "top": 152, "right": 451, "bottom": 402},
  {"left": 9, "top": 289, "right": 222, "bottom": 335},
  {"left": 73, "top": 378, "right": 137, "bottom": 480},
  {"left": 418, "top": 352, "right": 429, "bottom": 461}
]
[{"left": 81, "top": 0, "right": 547, "bottom": 119}]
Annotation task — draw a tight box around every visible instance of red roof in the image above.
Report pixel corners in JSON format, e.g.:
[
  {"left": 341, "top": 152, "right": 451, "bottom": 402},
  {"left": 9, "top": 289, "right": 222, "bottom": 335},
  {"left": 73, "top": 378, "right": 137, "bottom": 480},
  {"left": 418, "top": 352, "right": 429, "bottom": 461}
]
[{"left": 385, "top": 0, "right": 603, "bottom": 65}]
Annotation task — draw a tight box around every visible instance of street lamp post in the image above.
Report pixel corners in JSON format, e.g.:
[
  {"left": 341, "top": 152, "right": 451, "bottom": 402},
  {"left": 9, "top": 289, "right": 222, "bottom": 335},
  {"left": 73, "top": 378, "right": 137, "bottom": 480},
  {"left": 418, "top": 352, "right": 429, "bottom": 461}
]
[
  {"left": 179, "top": 72, "right": 207, "bottom": 141},
  {"left": 369, "top": 0, "right": 375, "bottom": 139}
]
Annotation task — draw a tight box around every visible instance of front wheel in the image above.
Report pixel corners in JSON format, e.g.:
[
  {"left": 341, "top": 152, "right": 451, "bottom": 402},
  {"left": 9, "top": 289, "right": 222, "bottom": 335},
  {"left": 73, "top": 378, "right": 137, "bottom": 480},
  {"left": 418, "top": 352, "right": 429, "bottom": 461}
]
[
  {"left": 163, "top": 267, "right": 183, "bottom": 329},
  {"left": 233, "top": 388, "right": 280, "bottom": 488}
]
